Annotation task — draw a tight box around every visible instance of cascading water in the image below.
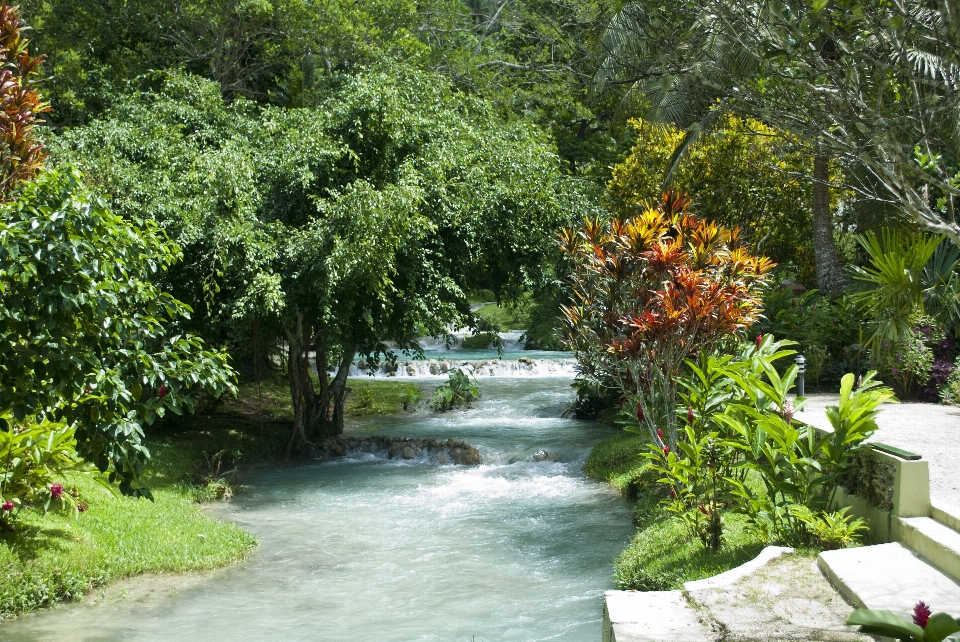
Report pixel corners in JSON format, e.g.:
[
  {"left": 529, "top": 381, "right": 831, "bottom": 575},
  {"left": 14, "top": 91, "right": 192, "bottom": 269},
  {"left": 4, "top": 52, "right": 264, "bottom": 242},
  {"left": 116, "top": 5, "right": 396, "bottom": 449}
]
[{"left": 3, "top": 377, "right": 633, "bottom": 642}]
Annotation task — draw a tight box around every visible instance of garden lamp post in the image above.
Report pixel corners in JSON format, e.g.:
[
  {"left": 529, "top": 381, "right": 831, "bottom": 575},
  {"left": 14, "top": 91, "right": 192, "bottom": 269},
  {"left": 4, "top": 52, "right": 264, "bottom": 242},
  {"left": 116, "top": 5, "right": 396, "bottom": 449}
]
[{"left": 795, "top": 354, "right": 806, "bottom": 397}]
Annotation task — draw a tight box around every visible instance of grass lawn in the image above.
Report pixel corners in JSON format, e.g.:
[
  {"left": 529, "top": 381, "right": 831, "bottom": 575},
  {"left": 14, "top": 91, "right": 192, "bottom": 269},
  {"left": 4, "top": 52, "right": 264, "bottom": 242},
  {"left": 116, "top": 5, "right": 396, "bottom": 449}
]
[
  {"left": 585, "top": 429, "right": 766, "bottom": 591},
  {"left": 474, "top": 302, "right": 530, "bottom": 331},
  {"left": 0, "top": 373, "right": 422, "bottom": 620}
]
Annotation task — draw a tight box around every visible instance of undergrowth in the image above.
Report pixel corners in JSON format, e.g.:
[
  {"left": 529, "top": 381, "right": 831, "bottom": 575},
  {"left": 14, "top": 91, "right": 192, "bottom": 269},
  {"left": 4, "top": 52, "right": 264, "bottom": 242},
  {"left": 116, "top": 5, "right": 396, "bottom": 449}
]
[{"left": 585, "top": 429, "right": 766, "bottom": 591}]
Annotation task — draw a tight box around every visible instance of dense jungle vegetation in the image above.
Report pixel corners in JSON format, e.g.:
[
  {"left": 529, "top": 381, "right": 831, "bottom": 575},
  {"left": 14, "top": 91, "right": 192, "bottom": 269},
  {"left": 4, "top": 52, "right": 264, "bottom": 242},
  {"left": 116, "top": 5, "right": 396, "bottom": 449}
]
[{"left": 2, "top": 0, "right": 960, "bottom": 618}]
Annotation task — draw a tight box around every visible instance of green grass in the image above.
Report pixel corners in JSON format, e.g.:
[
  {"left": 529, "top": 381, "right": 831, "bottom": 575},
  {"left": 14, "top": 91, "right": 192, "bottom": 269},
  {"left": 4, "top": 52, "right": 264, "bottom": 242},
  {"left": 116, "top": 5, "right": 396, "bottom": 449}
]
[
  {"left": 585, "top": 430, "right": 765, "bottom": 591},
  {"left": 345, "top": 379, "right": 425, "bottom": 416},
  {"left": 0, "top": 446, "right": 257, "bottom": 620},
  {"left": 475, "top": 303, "right": 529, "bottom": 331}
]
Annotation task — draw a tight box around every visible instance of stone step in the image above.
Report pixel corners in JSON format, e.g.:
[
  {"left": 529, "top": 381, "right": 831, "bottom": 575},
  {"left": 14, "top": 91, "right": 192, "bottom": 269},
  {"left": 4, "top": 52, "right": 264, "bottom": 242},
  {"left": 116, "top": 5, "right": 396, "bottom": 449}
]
[
  {"left": 899, "top": 516, "right": 960, "bottom": 584},
  {"left": 932, "top": 499, "right": 960, "bottom": 534},
  {"left": 602, "top": 590, "right": 713, "bottom": 642},
  {"left": 818, "top": 542, "right": 960, "bottom": 620}
]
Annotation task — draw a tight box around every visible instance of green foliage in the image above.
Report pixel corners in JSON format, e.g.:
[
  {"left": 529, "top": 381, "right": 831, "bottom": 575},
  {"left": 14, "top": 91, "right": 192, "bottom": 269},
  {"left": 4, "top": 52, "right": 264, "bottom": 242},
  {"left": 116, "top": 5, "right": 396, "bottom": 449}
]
[
  {"left": 608, "top": 117, "right": 816, "bottom": 283},
  {"left": 0, "top": 420, "right": 95, "bottom": 528},
  {"left": 790, "top": 506, "right": 867, "bottom": 551},
  {"left": 612, "top": 489, "right": 765, "bottom": 591},
  {"left": 647, "top": 338, "right": 893, "bottom": 546},
  {"left": 398, "top": 386, "right": 423, "bottom": 411},
  {"left": 0, "top": 168, "right": 237, "bottom": 495},
  {"left": 432, "top": 369, "right": 480, "bottom": 412},
  {"left": 755, "top": 284, "right": 867, "bottom": 390},
  {"left": 850, "top": 229, "right": 943, "bottom": 348},
  {"left": 461, "top": 332, "right": 499, "bottom": 350},
  {"left": 870, "top": 318, "right": 942, "bottom": 398},
  {"left": 583, "top": 431, "right": 650, "bottom": 499},
  {"left": 848, "top": 607, "right": 960, "bottom": 642},
  {"left": 474, "top": 303, "right": 529, "bottom": 331},
  {"left": 51, "top": 66, "right": 592, "bottom": 445}
]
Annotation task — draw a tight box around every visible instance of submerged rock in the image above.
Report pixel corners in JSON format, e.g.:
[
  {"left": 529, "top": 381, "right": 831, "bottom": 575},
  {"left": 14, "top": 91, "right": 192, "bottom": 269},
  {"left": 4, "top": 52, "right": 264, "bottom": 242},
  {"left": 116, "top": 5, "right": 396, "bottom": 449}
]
[
  {"left": 532, "top": 450, "right": 550, "bottom": 462},
  {"left": 315, "top": 435, "right": 482, "bottom": 466}
]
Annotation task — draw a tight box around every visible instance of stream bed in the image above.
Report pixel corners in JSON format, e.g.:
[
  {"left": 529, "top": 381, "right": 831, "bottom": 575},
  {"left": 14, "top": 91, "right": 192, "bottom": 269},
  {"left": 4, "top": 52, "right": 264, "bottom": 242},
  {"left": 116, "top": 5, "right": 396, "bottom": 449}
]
[{"left": 5, "top": 377, "right": 633, "bottom": 642}]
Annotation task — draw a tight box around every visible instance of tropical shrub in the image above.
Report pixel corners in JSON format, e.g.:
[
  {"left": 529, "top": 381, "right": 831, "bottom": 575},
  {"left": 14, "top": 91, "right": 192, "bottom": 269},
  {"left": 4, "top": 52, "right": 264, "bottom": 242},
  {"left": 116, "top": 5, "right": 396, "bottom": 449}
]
[
  {"left": 0, "top": 417, "right": 96, "bottom": 528},
  {"left": 848, "top": 602, "right": 960, "bottom": 642},
  {"left": 398, "top": 386, "right": 423, "bottom": 411},
  {"left": 560, "top": 192, "right": 774, "bottom": 447},
  {"left": 755, "top": 283, "right": 867, "bottom": 390},
  {"left": 0, "top": 169, "right": 237, "bottom": 497},
  {"left": 943, "top": 358, "right": 960, "bottom": 405},
  {"left": 432, "top": 369, "right": 480, "bottom": 411},
  {"left": 645, "top": 337, "right": 893, "bottom": 547}
]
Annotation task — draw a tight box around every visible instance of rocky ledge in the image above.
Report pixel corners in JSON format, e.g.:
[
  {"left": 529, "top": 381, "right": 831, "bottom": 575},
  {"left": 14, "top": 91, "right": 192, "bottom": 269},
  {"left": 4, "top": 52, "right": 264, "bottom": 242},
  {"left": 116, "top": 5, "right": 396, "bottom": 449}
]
[{"left": 314, "top": 436, "right": 483, "bottom": 465}]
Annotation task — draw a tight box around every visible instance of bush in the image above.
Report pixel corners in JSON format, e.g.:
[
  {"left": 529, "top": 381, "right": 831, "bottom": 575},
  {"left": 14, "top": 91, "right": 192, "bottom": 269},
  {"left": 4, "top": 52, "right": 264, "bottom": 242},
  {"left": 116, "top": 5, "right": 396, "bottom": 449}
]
[
  {"left": 645, "top": 337, "right": 892, "bottom": 547},
  {"left": 561, "top": 192, "right": 773, "bottom": 447},
  {"left": 432, "top": 369, "right": 480, "bottom": 411},
  {"left": 0, "top": 419, "right": 95, "bottom": 529}
]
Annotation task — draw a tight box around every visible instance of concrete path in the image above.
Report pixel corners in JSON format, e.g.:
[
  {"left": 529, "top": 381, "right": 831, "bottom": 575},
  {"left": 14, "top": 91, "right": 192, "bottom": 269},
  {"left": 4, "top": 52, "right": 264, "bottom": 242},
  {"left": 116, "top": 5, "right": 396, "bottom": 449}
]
[{"left": 801, "top": 394, "right": 960, "bottom": 505}]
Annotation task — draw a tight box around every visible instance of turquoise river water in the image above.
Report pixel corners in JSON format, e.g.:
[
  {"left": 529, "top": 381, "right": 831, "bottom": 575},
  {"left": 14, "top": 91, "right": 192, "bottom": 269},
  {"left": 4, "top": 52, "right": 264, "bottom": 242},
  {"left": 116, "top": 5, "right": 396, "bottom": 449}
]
[{"left": 4, "top": 376, "right": 633, "bottom": 642}]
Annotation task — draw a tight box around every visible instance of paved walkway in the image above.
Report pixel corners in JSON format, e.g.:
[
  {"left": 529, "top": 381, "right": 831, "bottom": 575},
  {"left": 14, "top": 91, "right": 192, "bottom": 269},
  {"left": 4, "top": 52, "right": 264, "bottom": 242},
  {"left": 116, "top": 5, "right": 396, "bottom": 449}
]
[{"left": 802, "top": 394, "right": 960, "bottom": 505}]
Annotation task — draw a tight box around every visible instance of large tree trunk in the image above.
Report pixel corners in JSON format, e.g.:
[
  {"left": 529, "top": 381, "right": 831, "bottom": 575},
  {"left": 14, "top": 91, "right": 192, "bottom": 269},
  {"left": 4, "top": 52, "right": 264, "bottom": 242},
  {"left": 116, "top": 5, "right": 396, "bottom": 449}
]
[
  {"left": 812, "top": 153, "right": 849, "bottom": 295},
  {"left": 284, "top": 313, "right": 357, "bottom": 459}
]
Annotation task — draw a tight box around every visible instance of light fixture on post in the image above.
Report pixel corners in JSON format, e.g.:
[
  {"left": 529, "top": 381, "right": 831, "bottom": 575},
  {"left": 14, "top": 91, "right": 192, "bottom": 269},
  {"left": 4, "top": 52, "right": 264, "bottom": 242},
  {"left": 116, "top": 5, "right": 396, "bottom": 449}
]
[{"left": 795, "top": 354, "right": 806, "bottom": 398}]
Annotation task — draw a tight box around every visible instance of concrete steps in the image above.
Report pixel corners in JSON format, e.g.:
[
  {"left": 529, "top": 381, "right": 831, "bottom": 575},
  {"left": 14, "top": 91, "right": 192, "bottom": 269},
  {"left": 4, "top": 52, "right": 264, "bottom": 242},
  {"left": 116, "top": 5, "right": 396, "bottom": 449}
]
[
  {"left": 818, "top": 542, "right": 960, "bottom": 620},
  {"left": 899, "top": 516, "right": 960, "bottom": 584}
]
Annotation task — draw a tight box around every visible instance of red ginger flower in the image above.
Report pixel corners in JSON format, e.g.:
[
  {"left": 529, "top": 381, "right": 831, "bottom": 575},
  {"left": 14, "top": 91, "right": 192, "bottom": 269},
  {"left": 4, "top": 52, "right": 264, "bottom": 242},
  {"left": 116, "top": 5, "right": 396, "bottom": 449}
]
[
  {"left": 636, "top": 403, "right": 644, "bottom": 423},
  {"left": 656, "top": 428, "right": 664, "bottom": 441},
  {"left": 1, "top": 500, "right": 13, "bottom": 511},
  {"left": 158, "top": 385, "right": 167, "bottom": 399},
  {"left": 50, "top": 484, "right": 63, "bottom": 500},
  {"left": 913, "top": 601, "right": 931, "bottom": 628},
  {"left": 755, "top": 334, "right": 764, "bottom": 348},
  {"left": 662, "top": 445, "right": 671, "bottom": 455},
  {"left": 687, "top": 407, "right": 695, "bottom": 424}
]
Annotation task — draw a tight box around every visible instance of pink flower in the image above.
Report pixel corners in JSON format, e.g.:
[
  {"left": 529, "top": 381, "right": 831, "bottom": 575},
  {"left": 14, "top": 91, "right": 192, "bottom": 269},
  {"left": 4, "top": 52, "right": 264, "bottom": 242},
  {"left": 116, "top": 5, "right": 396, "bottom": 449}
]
[
  {"left": 50, "top": 484, "right": 64, "bottom": 500},
  {"left": 662, "top": 445, "right": 671, "bottom": 455},
  {"left": 636, "top": 403, "right": 644, "bottom": 423},
  {"left": 656, "top": 428, "right": 664, "bottom": 441},
  {"left": 158, "top": 385, "right": 167, "bottom": 399},
  {"left": 687, "top": 407, "right": 695, "bottom": 424},
  {"left": 669, "top": 488, "right": 677, "bottom": 499},
  {"left": 755, "top": 334, "right": 764, "bottom": 348},
  {"left": 913, "top": 601, "right": 931, "bottom": 628},
  {"left": 1, "top": 501, "right": 13, "bottom": 511},
  {"left": 856, "top": 374, "right": 863, "bottom": 389},
  {"left": 783, "top": 400, "right": 794, "bottom": 424}
]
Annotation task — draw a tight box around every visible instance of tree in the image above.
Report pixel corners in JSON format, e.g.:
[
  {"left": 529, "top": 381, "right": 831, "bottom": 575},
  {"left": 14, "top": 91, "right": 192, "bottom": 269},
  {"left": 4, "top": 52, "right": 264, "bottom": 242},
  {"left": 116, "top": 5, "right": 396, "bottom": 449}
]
[
  {"left": 51, "top": 67, "right": 595, "bottom": 453},
  {"left": 595, "top": 0, "right": 960, "bottom": 273},
  {"left": 560, "top": 192, "right": 773, "bottom": 446},
  {"left": 607, "top": 115, "right": 815, "bottom": 282},
  {"left": 0, "top": 169, "right": 237, "bottom": 496}
]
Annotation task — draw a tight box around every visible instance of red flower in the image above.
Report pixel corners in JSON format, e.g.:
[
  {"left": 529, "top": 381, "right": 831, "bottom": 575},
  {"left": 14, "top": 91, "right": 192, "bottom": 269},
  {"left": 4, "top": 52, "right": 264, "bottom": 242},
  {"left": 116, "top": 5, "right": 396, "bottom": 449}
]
[
  {"left": 913, "top": 601, "right": 931, "bottom": 628},
  {"left": 636, "top": 403, "right": 644, "bottom": 423},
  {"left": 1, "top": 501, "right": 13, "bottom": 511},
  {"left": 656, "top": 428, "right": 664, "bottom": 441},
  {"left": 669, "top": 488, "right": 677, "bottom": 499},
  {"left": 755, "top": 334, "right": 764, "bottom": 348},
  {"left": 687, "top": 407, "right": 695, "bottom": 424},
  {"left": 158, "top": 385, "right": 167, "bottom": 399},
  {"left": 662, "top": 445, "right": 671, "bottom": 455},
  {"left": 50, "top": 484, "right": 64, "bottom": 500}
]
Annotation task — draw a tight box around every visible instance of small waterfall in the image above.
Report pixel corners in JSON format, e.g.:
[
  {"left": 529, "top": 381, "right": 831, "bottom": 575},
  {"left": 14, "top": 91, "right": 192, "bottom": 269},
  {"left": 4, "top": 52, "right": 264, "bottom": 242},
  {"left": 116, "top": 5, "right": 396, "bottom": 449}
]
[
  {"left": 397, "top": 330, "right": 527, "bottom": 352},
  {"left": 349, "top": 357, "right": 578, "bottom": 378}
]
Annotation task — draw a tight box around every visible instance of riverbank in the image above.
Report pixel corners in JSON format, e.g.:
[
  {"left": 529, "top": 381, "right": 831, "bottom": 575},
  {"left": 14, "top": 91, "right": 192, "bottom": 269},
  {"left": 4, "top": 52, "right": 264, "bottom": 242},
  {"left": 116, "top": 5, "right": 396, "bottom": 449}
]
[
  {"left": 584, "top": 430, "right": 766, "bottom": 590},
  {"left": 0, "top": 376, "right": 425, "bottom": 620}
]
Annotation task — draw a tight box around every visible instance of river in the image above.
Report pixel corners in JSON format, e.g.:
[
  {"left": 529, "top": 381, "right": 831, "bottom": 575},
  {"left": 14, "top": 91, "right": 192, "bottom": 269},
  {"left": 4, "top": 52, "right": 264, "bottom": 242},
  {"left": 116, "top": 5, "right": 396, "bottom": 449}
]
[{"left": 5, "top": 375, "right": 634, "bottom": 642}]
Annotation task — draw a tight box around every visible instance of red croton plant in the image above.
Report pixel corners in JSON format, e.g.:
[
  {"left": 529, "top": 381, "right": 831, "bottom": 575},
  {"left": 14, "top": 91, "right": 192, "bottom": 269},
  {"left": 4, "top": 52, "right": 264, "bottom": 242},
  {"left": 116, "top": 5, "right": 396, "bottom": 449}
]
[
  {"left": 560, "top": 192, "right": 774, "bottom": 446},
  {"left": 0, "top": 2, "right": 49, "bottom": 199}
]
